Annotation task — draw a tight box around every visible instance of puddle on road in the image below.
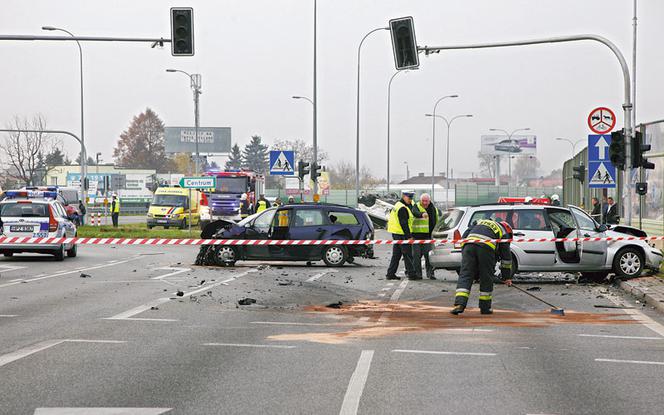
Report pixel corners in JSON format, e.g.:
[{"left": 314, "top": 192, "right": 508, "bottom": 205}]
[{"left": 267, "top": 300, "right": 636, "bottom": 344}]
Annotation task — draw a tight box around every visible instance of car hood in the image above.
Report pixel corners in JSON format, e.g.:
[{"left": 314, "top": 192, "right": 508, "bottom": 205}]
[{"left": 607, "top": 225, "right": 647, "bottom": 238}]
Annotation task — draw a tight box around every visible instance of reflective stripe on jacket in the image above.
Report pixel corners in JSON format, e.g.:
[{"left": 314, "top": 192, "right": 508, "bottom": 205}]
[{"left": 256, "top": 200, "right": 268, "bottom": 213}]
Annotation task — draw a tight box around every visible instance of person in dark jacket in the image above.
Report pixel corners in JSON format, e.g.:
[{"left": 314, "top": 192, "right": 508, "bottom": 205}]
[
  {"left": 385, "top": 190, "right": 426, "bottom": 280},
  {"left": 606, "top": 196, "right": 620, "bottom": 224},
  {"left": 411, "top": 193, "right": 439, "bottom": 279},
  {"left": 590, "top": 197, "right": 601, "bottom": 222},
  {"left": 451, "top": 219, "right": 513, "bottom": 315}
]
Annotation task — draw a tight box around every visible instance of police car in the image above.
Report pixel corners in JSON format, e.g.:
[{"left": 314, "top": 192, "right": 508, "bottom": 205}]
[{"left": 0, "top": 190, "right": 78, "bottom": 260}]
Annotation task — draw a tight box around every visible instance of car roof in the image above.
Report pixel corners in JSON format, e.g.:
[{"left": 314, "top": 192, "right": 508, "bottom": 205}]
[{"left": 280, "top": 203, "right": 356, "bottom": 211}]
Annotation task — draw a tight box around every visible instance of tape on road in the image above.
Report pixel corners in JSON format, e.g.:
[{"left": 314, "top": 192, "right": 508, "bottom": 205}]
[{"left": 0, "top": 235, "right": 661, "bottom": 246}]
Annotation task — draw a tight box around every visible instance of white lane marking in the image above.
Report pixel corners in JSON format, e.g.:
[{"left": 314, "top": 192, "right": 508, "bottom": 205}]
[
  {"left": 380, "top": 287, "right": 391, "bottom": 291},
  {"left": 595, "top": 358, "right": 664, "bottom": 366},
  {"left": 105, "top": 298, "right": 172, "bottom": 320},
  {"left": 0, "top": 256, "right": 143, "bottom": 289},
  {"left": 377, "top": 293, "right": 386, "bottom": 297},
  {"left": 34, "top": 408, "right": 171, "bottom": 415},
  {"left": 0, "top": 264, "right": 26, "bottom": 273},
  {"left": 607, "top": 292, "right": 664, "bottom": 338},
  {"left": 339, "top": 350, "right": 374, "bottom": 415},
  {"left": 0, "top": 314, "right": 18, "bottom": 318},
  {"left": 389, "top": 279, "right": 409, "bottom": 303},
  {"left": 0, "top": 339, "right": 126, "bottom": 368},
  {"left": 305, "top": 269, "right": 339, "bottom": 282},
  {"left": 151, "top": 267, "right": 191, "bottom": 280},
  {"left": 113, "top": 318, "right": 179, "bottom": 322},
  {"left": 202, "top": 343, "right": 296, "bottom": 349},
  {"left": 392, "top": 349, "right": 497, "bottom": 357},
  {"left": 105, "top": 269, "right": 258, "bottom": 321},
  {"left": 579, "top": 334, "right": 663, "bottom": 340},
  {"left": 386, "top": 282, "right": 395, "bottom": 287}
]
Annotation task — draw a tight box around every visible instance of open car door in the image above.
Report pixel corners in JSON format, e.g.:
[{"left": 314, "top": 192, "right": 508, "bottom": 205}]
[{"left": 569, "top": 205, "right": 608, "bottom": 268}]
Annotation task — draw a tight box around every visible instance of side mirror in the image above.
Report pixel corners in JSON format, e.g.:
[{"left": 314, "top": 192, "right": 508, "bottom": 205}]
[{"left": 597, "top": 224, "right": 608, "bottom": 232}]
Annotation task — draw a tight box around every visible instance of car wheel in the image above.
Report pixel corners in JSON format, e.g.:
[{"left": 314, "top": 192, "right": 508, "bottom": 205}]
[
  {"left": 3, "top": 252, "right": 13, "bottom": 258},
  {"left": 613, "top": 247, "right": 644, "bottom": 278},
  {"left": 322, "top": 246, "right": 347, "bottom": 267},
  {"left": 54, "top": 244, "right": 65, "bottom": 261},
  {"left": 214, "top": 246, "right": 237, "bottom": 266},
  {"left": 67, "top": 243, "right": 78, "bottom": 258}
]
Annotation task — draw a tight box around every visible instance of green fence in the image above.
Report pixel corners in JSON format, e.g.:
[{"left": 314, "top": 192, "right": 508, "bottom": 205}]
[{"left": 454, "top": 183, "right": 560, "bottom": 206}]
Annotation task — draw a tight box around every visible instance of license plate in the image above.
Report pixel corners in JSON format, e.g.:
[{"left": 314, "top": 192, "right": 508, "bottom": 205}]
[
  {"left": 10, "top": 225, "right": 34, "bottom": 232},
  {"left": 157, "top": 220, "right": 168, "bottom": 223}
]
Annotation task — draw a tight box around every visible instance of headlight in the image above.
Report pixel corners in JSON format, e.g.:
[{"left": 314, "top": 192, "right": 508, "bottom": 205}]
[{"left": 147, "top": 213, "right": 153, "bottom": 218}]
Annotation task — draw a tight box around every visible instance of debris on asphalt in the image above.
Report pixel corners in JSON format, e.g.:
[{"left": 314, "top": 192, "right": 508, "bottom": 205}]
[
  {"left": 526, "top": 286, "right": 541, "bottom": 291},
  {"left": 441, "top": 289, "right": 448, "bottom": 292},
  {"left": 326, "top": 301, "right": 343, "bottom": 309},
  {"left": 278, "top": 280, "right": 294, "bottom": 286},
  {"left": 176, "top": 290, "right": 184, "bottom": 297},
  {"left": 594, "top": 304, "right": 634, "bottom": 309},
  {"left": 256, "top": 265, "right": 270, "bottom": 270},
  {"left": 199, "top": 280, "right": 206, "bottom": 285},
  {"left": 150, "top": 306, "right": 159, "bottom": 310},
  {"left": 596, "top": 295, "right": 605, "bottom": 299},
  {"left": 132, "top": 269, "right": 136, "bottom": 272},
  {"left": 79, "top": 273, "right": 92, "bottom": 278},
  {"left": 238, "top": 298, "right": 257, "bottom": 305}
]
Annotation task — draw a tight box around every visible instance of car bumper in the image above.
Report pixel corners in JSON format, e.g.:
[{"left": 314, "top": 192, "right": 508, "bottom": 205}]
[
  {"left": 645, "top": 248, "right": 663, "bottom": 270},
  {"left": 147, "top": 218, "right": 185, "bottom": 227},
  {"left": 428, "top": 244, "right": 463, "bottom": 270},
  {"left": 0, "top": 243, "right": 65, "bottom": 253}
]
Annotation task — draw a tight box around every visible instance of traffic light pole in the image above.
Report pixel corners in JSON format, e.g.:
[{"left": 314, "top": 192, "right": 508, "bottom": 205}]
[{"left": 420, "top": 34, "right": 634, "bottom": 225}]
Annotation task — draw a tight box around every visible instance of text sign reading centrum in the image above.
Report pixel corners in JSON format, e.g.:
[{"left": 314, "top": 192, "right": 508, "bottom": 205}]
[{"left": 179, "top": 177, "right": 216, "bottom": 189}]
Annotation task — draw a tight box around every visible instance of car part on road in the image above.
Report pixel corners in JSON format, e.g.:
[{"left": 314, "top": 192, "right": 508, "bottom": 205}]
[
  {"left": 238, "top": 297, "right": 256, "bottom": 305},
  {"left": 510, "top": 283, "right": 565, "bottom": 316},
  {"left": 322, "top": 246, "right": 347, "bottom": 267},
  {"left": 613, "top": 247, "right": 644, "bottom": 278}
]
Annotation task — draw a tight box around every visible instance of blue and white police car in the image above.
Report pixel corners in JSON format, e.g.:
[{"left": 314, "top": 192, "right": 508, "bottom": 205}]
[{"left": 0, "top": 190, "right": 78, "bottom": 261}]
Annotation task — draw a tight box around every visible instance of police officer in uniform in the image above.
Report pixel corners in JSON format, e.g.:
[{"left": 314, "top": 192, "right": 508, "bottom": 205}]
[
  {"left": 451, "top": 218, "right": 513, "bottom": 315},
  {"left": 386, "top": 190, "right": 426, "bottom": 280},
  {"left": 256, "top": 195, "right": 269, "bottom": 213},
  {"left": 411, "top": 193, "right": 438, "bottom": 279},
  {"left": 111, "top": 193, "right": 120, "bottom": 228}
]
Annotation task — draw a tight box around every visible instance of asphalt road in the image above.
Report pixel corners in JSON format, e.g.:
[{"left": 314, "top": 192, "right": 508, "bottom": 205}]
[{"left": 2, "top": 236, "right": 664, "bottom": 414}]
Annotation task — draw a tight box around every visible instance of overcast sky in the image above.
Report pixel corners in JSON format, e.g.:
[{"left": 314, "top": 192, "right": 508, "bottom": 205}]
[{"left": 1, "top": 0, "right": 662, "bottom": 180}]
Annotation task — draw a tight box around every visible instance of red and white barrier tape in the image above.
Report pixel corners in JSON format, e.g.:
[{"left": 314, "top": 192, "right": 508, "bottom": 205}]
[{"left": 0, "top": 235, "right": 662, "bottom": 246}]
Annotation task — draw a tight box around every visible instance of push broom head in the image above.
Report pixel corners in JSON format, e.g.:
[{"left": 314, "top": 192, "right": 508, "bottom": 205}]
[{"left": 550, "top": 308, "right": 565, "bottom": 316}]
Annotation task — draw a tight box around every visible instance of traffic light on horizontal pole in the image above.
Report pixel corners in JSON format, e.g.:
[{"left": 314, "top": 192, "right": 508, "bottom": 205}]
[
  {"left": 389, "top": 16, "right": 419, "bottom": 70},
  {"left": 171, "top": 7, "right": 194, "bottom": 56}
]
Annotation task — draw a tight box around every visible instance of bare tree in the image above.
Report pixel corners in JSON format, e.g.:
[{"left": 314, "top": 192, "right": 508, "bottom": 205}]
[
  {"left": 328, "top": 161, "right": 355, "bottom": 190},
  {"left": 513, "top": 156, "right": 541, "bottom": 183},
  {"left": 0, "top": 115, "right": 52, "bottom": 186},
  {"left": 477, "top": 151, "right": 496, "bottom": 178},
  {"left": 272, "top": 138, "right": 328, "bottom": 164}
]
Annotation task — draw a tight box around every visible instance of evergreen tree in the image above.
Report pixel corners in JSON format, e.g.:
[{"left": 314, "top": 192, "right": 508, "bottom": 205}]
[
  {"left": 225, "top": 143, "right": 243, "bottom": 170},
  {"left": 241, "top": 135, "right": 269, "bottom": 173}
]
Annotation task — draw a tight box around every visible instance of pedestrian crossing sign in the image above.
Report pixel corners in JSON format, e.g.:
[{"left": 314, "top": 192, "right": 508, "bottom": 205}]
[
  {"left": 269, "top": 150, "right": 295, "bottom": 176},
  {"left": 588, "top": 161, "right": 616, "bottom": 189}
]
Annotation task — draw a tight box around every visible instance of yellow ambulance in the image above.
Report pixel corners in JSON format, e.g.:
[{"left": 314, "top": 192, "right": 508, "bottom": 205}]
[{"left": 147, "top": 187, "right": 200, "bottom": 229}]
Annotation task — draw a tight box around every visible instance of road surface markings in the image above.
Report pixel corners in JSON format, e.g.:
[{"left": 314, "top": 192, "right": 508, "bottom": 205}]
[
  {"left": 0, "top": 256, "right": 143, "bottom": 289},
  {"left": 595, "top": 358, "right": 664, "bottom": 366},
  {"left": 0, "top": 339, "right": 126, "bottom": 368},
  {"left": 0, "top": 314, "right": 18, "bottom": 318},
  {"left": 392, "top": 349, "right": 497, "bottom": 357},
  {"left": 339, "top": 350, "right": 374, "bottom": 415},
  {"left": 389, "top": 279, "right": 409, "bottom": 303},
  {"left": 203, "top": 343, "right": 296, "bottom": 349},
  {"left": 305, "top": 269, "right": 339, "bottom": 282},
  {"left": 606, "top": 291, "right": 664, "bottom": 338},
  {"left": 579, "top": 334, "right": 663, "bottom": 340},
  {"left": 151, "top": 267, "right": 191, "bottom": 280},
  {"left": 105, "top": 268, "right": 258, "bottom": 321},
  {"left": 0, "top": 264, "right": 26, "bottom": 273},
  {"left": 34, "top": 408, "right": 171, "bottom": 415}
]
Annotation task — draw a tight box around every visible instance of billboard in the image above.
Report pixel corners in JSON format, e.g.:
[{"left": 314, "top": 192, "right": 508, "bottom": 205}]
[
  {"left": 165, "top": 127, "right": 231, "bottom": 154},
  {"left": 480, "top": 135, "right": 537, "bottom": 156}
]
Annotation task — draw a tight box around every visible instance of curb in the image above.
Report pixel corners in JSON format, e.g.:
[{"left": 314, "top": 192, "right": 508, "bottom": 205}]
[{"left": 618, "top": 277, "right": 664, "bottom": 315}]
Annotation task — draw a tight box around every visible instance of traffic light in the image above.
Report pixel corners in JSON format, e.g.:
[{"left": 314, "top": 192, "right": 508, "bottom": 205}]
[
  {"left": 170, "top": 7, "right": 194, "bottom": 56},
  {"left": 572, "top": 164, "right": 585, "bottom": 183},
  {"left": 609, "top": 129, "right": 626, "bottom": 170},
  {"left": 631, "top": 130, "right": 655, "bottom": 169},
  {"left": 311, "top": 162, "right": 322, "bottom": 180},
  {"left": 83, "top": 177, "right": 90, "bottom": 190},
  {"left": 297, "top": 160, "right": 310, "bottom": 180},
  {"left": 636, "top": 182, "right": 648, "bottom": 196},
  {"left": 389, "top": 17, "right": 419, "bottom": 70}
]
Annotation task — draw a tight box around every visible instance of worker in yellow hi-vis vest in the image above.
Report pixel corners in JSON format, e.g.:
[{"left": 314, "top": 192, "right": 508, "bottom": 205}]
[
  {"left": 111, "top": 193, "right": 120, "bottom": 228},
  {"left": 385, "top": 190, "right": 426, "bottom": 281}
]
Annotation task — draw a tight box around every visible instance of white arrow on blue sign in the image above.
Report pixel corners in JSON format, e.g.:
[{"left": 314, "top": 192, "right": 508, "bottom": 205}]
[{"left": 587, "top": 134, "right": 616, "bottom": 189}]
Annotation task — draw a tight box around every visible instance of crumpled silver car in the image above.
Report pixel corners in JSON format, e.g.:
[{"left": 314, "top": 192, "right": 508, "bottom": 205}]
[{"left": 429, "top": 204, "right": 663, "bottom": 282}]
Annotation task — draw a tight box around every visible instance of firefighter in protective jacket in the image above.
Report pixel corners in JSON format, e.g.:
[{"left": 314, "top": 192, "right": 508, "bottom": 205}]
[{"left": 451, "top": 219, "right": 513, "bottom": 315}]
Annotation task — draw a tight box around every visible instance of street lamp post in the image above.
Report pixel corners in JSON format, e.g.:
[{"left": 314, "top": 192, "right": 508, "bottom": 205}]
[
  {"left": 404, "top": 161, "right": 410, "bottom": 180},
  {"left": 355, "top": 26, "right": 389, "bottom": 206},
  {"left": 292, "top": 95, "right": 315, "bottom": 196},
  {"left": 429, "top": 95, "right": 459, "bottom": 202},
  {"left": 166, "top": 69, "right": 202, "bottom": 175},
  {"left": 489, "top": 127, "right": 531, "bottom": 186},
  {"left": 386, "top": 70, "right": 409, "bottom": 194},
  {"left": 42, "top": 26, "right": 87, "bottom": 220},
  {"left": 425, "top": 113, "right": 473, "bottom": 208}
]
